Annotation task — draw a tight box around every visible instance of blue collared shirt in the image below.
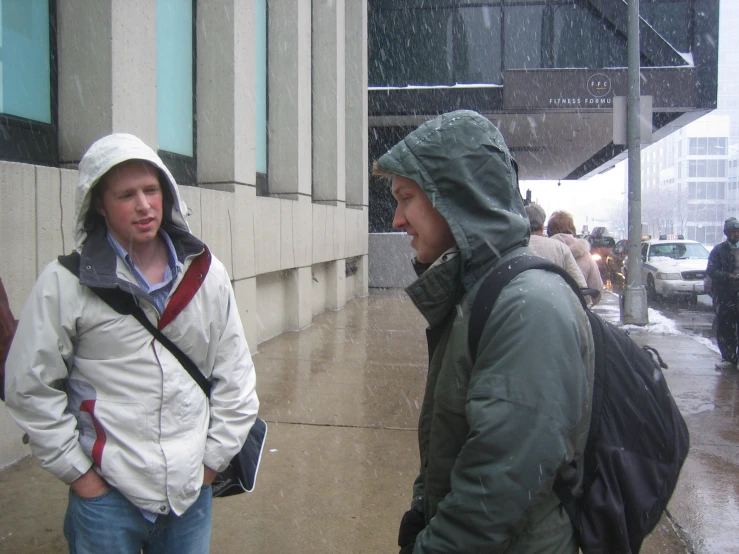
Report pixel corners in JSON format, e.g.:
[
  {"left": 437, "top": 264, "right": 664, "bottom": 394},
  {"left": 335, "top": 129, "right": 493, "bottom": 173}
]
[{"left": 107, "top": 231, "right": 180, "bottom": 315}]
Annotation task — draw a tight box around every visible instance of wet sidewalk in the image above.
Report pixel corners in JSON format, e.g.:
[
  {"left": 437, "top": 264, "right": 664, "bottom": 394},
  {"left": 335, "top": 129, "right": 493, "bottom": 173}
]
[{"left": 1, "top": 288, "right": 738, "bottom": 553}]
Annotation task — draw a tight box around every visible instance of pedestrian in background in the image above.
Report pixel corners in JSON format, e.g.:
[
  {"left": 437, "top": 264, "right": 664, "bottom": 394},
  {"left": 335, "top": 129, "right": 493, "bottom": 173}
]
[
  {"left": 375, "top": 110, "right": 594, "bottom": 554},
  {"left": 707, "top": 217, "right": 739, "bottom": 370},
  {"left": 524, "top": 203, "right": 587, "bottom": 289},
  {"left": 5, "top": 133, "right": 259, "bottom": 553},
  {"left": 548, "top": 210, "right": 604, "bottom": 305}
]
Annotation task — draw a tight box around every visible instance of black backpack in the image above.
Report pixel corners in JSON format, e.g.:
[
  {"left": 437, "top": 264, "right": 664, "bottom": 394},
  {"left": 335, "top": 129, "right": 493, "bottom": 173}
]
[{"left": 468, "top": 254, "right": 690, "bottom": 554}]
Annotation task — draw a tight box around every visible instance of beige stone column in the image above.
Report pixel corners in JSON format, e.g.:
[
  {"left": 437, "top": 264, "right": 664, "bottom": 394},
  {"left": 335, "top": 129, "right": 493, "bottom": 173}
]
[
  {"left": 268, "top": 0, "right": 312, "bottom": 197},
  {"left": 312, "top": 0, "right": 345, "bottom": 204},
  {"left": 326, "top": 259, "right": 347, "bottom": 311},
  {"left": 58, "top": 0, "right": 157, "bottom": 163},
  {"left": 345, "top": 0, "right": 368, "bottom": 209},
  {"left": 196, "top": 0, "right": 256, "bottom": 187},
  {"left": 287, "top": 266, "right": 314, "bottom": 330}
]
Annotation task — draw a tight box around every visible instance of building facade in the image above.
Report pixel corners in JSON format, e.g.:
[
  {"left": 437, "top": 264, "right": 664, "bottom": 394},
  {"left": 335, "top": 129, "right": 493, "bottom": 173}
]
[
  {"left": 0, "top": 0, "right": 369, "bottom": 469},
  {"left": 640, "top": 116, "right": 730, "bottom": 244},
  {"left": 366, "top": 0, "right": 719, "bottom": 286}
]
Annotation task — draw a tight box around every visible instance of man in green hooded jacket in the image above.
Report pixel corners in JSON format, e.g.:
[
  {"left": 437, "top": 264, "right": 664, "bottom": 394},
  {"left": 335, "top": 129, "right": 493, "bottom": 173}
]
[{"left": 374, "top": 110, "right": 595, "bottom": 553}]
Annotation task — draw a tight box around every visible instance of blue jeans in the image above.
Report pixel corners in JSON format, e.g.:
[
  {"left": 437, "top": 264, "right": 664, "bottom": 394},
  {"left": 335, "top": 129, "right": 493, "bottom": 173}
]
[{"left": 64, "top": 486, "right": 212, "bottom": 554}]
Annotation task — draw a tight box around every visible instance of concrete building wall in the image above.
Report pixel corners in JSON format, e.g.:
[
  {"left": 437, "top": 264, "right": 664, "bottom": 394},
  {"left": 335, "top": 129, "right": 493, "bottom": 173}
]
[{"left": 0, "top": 0, "right": 368, "bottom": 469}]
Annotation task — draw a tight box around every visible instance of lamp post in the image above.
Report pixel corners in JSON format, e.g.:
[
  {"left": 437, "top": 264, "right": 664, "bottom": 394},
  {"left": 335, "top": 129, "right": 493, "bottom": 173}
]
[{"left": 621, "top": 0, "right": 649, "bottom": 325}]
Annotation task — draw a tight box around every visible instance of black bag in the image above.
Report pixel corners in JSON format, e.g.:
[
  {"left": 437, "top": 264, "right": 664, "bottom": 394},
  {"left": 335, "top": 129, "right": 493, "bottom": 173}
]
[
  {"left": 468, "top": 254, "right": 690, "bottom": 554},
  {"left": 58, "top": 252, "right": 266, "bottom": 498}
]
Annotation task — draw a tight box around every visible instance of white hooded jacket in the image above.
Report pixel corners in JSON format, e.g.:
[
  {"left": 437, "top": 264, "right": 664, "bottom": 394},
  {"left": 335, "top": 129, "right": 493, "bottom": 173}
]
[{"left": 5, "top": 134, "right": 259, "bottom": 515}]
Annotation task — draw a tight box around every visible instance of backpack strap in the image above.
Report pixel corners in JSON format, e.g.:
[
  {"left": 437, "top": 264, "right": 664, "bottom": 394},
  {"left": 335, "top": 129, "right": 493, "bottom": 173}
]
[
  {"left": 467, "top": 254, "right": 591, "bottom": 537},
  {"left": 57, "top": 251, "right": 213, "bottom": 397},
  {"left": 468, "top": 254, "right": 587, "bottom": 364},
  {"left": 158, "top": 247, "right": 211, "bottom": 330}
]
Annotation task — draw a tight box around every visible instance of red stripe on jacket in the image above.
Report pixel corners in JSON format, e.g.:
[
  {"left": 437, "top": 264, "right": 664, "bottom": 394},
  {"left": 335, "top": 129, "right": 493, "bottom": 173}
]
[
  {"left": 80, "top": 400, "right": 107, "bottom": 468},
  {"left": 158, "top": 248, "right": 212, "bottom": 331}
]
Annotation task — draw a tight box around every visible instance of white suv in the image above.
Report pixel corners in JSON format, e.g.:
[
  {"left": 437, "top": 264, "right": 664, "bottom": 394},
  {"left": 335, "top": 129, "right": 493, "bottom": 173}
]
[{"left": 636, "top": 239, "right": 709, "bottom": 301}]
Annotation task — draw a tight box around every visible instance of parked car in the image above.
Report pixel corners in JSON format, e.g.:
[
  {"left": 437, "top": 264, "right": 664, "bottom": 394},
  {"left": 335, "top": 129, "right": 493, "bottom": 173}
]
[
  {"left": 633, "top": 238, "right": 709, "bottom": 302},
  {"left": 587, "top": 234, "right": 616, "bottom": 278},
  {"left": 605, "top": 239, "right": 628, "bottom": 281}
]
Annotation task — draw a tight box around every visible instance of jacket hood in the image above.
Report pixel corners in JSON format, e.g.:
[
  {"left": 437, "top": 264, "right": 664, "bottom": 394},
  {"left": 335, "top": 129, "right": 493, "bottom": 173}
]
[
  {"left": 551, "top": 233, "right": 591, "bottom": 259},
  {"left": 74, "top": 133, "right": 190, "bottom": 249},
  {"left": 375, "top": 110, "right": 528, "bottom": 280}
]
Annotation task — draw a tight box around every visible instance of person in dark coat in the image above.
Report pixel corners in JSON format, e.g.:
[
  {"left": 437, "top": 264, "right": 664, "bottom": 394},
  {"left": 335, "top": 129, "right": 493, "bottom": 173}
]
[
  {"left": 706, "top": 217, "right": 739, "bottom": 370},
  {"left": 374, "top": 110, "right": 594, "bottom": 554}
]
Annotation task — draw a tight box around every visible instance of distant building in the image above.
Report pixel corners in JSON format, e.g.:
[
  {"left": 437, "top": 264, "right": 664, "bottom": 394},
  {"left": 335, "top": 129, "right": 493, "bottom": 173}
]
[{"left": 640, "top": 116, "right": 729, "bottom": 244}]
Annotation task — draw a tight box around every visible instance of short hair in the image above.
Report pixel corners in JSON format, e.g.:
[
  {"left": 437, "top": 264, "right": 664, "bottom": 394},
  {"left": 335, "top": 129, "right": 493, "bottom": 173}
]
[
  {"left": 371, "top": 161, "right": 394, "bottom": 181},
  {"left": 524, "top": 203, "right": 546, "bottom": 232},
  {"left": 547, "top": 210, "right": 577, "bottom": 236}
]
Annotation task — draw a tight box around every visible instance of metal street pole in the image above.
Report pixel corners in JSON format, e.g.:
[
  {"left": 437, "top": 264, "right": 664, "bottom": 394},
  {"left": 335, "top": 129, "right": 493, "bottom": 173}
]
[{"left": 622, "top": 0, "right": 649, "bottom": 325}]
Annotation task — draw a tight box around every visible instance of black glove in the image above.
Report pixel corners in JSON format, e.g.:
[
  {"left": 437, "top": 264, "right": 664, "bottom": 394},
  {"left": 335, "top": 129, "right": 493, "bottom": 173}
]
[{"left": 398, "top": 507, "right": 425, "bottom": 548}]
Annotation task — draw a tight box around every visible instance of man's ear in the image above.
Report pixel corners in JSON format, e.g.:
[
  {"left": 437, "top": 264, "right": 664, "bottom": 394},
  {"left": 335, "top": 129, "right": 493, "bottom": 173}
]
[{"left": 94, "top": 194, "right": 106, "bottom": 217}]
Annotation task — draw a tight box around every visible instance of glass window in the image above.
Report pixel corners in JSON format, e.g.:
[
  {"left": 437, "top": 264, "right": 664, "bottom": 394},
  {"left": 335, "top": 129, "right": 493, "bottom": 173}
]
[
  {"left": 639, "top": 0, "right": 691, "bottom": 53},
  {"left": 707, "top": 160, "right": 717, "bottom": 178},
  {"left": 1, "top": 0, "right": 50, "bottom": 122},
  {"left": 696, "top": 159, "right": 706, "bottom": 177},
  {"left": 552, "top": 4, "right": 627, "bottom": 68},
  {"left": 368, "top": 3, "right": 502, "bottom": 86},
  {"left": 0, "top": 0, "right": 56, "bottom": 165},
  {"left": 455, "top": 6, "right": 502, "bottom": 84},
  {"left": 369, "top": 7, "right": 454, "bottom": 86},
  {"left": 504, "top": 5, "right": 543, "bottom": 70},
  {"left": 157, "top": 0, "right": 194, "bottom": 158},
  {"left": 695, "top": 137, "right": 707, "bottom": 155}
]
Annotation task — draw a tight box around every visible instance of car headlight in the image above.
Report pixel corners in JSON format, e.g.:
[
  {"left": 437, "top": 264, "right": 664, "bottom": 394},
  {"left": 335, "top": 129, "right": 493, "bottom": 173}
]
[
  {"left": 591, "top": 253, "right": 602, "bottom": 262},
  {"left": 656, "top": 272, "right": 681, "bottom": 280}
]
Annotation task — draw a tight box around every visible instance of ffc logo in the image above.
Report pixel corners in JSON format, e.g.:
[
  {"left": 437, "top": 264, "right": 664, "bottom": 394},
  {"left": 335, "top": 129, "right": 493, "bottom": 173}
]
[{"left": 587, "top": 73, "right": 611, "bottom": 98}]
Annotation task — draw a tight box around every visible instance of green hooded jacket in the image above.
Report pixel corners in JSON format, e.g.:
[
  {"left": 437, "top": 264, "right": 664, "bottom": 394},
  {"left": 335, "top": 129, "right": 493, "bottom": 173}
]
[{"left": 376, "top": 111, "right": 595, "bottom": 553}]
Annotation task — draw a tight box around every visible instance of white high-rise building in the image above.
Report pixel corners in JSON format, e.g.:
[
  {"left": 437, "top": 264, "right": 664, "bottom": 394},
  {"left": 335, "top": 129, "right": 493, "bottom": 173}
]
[{"left": 639, "top": 0, "right": 739, "bottom": 244}]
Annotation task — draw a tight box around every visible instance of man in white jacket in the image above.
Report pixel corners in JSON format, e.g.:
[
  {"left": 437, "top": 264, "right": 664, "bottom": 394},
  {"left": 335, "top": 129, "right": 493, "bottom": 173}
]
[{"left": 5, "top": 133, "right": 259, "bottom": 554}]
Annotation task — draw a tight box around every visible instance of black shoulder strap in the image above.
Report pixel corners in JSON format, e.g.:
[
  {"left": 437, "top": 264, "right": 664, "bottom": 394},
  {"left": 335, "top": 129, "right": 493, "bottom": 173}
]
[
  {"left": 468, "top": 254, "right": 587, "bottom": 364},
  {"left": 57, "top": 252, "right": 212, "bottom": 397},
  {"left": 467, "top": 254, "right": 590, "bottom": 535}
]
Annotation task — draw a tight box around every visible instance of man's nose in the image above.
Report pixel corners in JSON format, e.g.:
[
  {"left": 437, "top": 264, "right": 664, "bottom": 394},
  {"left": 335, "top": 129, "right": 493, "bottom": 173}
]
[
  {"left": 392, "top": 204, "right": 406, "bottom": 230},
  {"left": 135, "top": 191, "right": 150, "bottom": 211}
]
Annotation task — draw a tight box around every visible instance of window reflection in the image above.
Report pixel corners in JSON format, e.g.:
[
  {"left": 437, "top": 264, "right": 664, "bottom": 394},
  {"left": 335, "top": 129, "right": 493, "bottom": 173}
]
[{"left": 1, "top": 0, "right": 51, "bottom": 123}]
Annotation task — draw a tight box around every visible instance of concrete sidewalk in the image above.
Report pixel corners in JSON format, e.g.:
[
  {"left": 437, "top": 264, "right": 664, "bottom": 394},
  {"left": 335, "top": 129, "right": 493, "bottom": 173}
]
[{"left": 0, "top": 288, "right": 737, "bottom": 553}]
